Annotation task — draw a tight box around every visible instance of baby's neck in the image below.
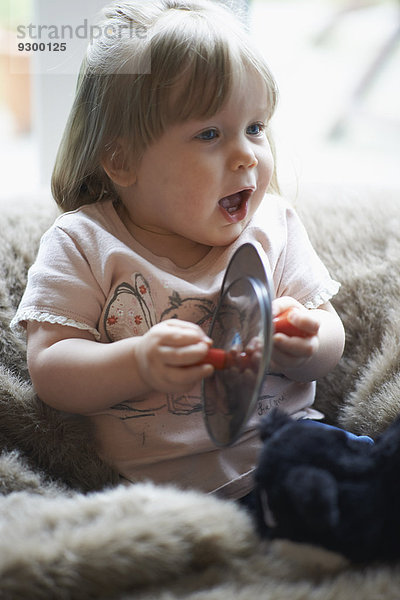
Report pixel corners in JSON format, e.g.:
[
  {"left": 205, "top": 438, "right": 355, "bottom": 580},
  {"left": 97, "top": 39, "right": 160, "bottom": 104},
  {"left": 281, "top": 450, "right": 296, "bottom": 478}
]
[
  {"left": 137, "top": 229, "right": 212, "bottom": 268},
  {"left": 117, "top": 203, "right": 212, "bottom": 268}
]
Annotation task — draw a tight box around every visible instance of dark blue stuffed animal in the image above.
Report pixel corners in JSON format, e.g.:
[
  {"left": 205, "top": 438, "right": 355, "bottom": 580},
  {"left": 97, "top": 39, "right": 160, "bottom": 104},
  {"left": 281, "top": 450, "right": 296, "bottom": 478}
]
[{"left": 254, "top": 409, "right": 400, "bottom": 562}]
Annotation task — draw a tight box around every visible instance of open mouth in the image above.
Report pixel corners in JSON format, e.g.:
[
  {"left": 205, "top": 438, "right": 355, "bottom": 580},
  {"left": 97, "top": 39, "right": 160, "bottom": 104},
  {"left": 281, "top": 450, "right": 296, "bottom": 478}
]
[{"left": 218, "top": 189, "right": 252, "bottom": 223}]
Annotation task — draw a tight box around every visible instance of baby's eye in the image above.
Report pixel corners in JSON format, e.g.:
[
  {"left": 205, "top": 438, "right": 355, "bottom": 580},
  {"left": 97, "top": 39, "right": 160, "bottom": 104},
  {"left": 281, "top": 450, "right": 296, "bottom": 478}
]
[
  {"left": 246, "top": 122, "right": 265, "bottom": 136},
  {"left": 195, "top": 128, "right": 219, "bottom": 141}
]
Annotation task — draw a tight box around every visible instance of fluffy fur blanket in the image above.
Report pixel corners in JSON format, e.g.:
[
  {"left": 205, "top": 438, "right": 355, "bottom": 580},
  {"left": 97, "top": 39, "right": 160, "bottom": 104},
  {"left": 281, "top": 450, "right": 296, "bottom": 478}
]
[{"left": 1, "top": 184, "right": 400, "bottom": 599}]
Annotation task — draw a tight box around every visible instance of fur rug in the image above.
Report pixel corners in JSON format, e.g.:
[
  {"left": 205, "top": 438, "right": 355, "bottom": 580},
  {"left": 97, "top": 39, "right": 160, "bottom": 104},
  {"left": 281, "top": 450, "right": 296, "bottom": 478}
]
[
  {"left": 1, "top": 184, "right": 400, "bottom": 599},
  {"left": 296, "top": 183, "right": 400, "bottom": 435}
]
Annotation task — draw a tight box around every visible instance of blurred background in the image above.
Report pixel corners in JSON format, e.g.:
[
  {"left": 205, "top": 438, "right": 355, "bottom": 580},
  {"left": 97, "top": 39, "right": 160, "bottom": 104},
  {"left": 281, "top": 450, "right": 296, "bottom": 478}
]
[{"left": 0, "top": 0, "right": 399, "bottom": 206}]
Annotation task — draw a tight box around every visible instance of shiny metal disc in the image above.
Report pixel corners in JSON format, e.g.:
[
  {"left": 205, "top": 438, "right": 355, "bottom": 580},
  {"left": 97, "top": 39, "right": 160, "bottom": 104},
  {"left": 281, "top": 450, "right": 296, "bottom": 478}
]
[{"left": 203, "top": 275, "right": 273, "bottom": 446}]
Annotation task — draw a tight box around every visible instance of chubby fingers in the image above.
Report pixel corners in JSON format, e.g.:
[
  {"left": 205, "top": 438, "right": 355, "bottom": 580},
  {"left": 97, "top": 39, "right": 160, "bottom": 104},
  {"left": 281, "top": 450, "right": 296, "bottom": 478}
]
[
  {"left": 272, "top": 296, "right": 303, "bottom": 318},
  {"left": 148, "top": 319, "right": 214, "bottom": 367},
  {"left": 157, "top": 319, "right": 212, "bottom": 346},
  {"left": 273, "top": 297, "right": 320, "bottom": 338},
  {"left": 159, "top": 361, "right": 214, "bottom": 390},
  {"left": 271, "top": 330, "right": 320, "bottom": 373},
  {"left": 276, "top": 307, "right": 320, "bottom": 338},
  {"left": 135, "top": 320, "right": 214, "bottom": 393},
  {"left": 160, "top": 340, "right": 213, "bottom": 367},
  {"left": 273, "top": 331, "right": 320, "bottom": 358},
  {"left": 271, "top": 301, "right": 321, "bottom": 371}
]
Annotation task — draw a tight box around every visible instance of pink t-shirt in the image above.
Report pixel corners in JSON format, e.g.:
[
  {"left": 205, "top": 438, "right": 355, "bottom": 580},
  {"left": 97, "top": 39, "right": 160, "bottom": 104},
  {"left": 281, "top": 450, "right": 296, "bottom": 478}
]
[{"left": 11, "top": 195, "right": 340, "bottom": 498}]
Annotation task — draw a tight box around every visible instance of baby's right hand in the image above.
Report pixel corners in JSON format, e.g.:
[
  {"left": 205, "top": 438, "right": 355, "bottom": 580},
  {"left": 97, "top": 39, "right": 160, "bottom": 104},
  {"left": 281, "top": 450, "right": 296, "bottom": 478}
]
[{"left": 134, "top": 319, "right": 214, "bottom": 393}]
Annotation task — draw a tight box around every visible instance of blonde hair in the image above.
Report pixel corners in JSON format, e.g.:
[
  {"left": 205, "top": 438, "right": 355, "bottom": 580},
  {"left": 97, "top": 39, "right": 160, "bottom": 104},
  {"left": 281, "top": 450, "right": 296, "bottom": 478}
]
[{"left": 52, "top": 0, "right": 279, "bottom": 212}]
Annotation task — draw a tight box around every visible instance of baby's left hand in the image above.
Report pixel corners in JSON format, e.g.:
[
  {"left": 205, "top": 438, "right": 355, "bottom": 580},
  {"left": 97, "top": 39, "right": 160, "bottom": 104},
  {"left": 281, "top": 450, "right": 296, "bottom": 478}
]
[{"left": 270, "top": 296, "right": 320, "bottom": 374}]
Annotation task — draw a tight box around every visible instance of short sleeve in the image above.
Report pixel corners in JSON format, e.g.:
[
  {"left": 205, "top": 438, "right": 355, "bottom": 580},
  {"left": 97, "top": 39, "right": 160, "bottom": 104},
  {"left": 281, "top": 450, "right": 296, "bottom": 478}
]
[
  {"left": 274, "top": 202, "right": 340, "bottom": 308},
  {"left": 10, "top": 225, "right": 106, "bottom": 340}
]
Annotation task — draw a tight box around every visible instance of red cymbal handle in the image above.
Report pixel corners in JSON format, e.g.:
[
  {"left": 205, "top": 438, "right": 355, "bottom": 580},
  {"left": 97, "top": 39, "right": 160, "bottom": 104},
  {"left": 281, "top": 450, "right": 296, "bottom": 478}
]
[
  {"left": 273, "top": 308, "right": 310, "bottom": 338},
  {"left": 198, "top": 348, "right": 227, "bottom": 370}
]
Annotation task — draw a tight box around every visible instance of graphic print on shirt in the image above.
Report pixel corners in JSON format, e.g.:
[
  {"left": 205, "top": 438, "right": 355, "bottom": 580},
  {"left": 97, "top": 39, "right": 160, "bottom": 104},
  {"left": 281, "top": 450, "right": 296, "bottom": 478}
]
[
  {"left": 103, "top": 274, "right": 157, "bottom": 341},
  {"left": 103, "top": 275, "right": 225, "bottom": 419}
]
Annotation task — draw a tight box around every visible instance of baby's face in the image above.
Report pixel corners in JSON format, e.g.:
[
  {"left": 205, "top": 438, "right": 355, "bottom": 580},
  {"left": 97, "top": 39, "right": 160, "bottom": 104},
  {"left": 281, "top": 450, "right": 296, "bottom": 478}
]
[{"left": 121, "top": 71, "right": 274, "bottom": 265}]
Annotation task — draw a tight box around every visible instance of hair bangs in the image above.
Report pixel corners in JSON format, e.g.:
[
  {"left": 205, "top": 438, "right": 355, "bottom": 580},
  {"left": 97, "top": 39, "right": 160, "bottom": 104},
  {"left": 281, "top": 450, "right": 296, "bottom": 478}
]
[
  {"left": 148, "top": 10, "right": 278, "bottom": 129},
  {"left": 167, "top": 48, "right": 232, "bottom": 124}
]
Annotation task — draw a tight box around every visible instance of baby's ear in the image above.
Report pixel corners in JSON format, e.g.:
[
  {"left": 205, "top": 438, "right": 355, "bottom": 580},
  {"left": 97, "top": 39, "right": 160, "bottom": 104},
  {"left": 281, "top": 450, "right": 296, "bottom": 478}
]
[{"left": 101, "top": 139, "right": 137, "bottom": 187}]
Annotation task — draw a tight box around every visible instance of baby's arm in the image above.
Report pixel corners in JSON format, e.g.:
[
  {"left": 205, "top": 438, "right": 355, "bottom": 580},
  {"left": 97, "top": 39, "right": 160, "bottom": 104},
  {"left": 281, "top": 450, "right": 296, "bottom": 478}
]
[
  {"left": 271, "top": 296, "right": 345, "bottom": 382},
  {"left": 26, "top": 319, "right": 214, "bottom": 415}
]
